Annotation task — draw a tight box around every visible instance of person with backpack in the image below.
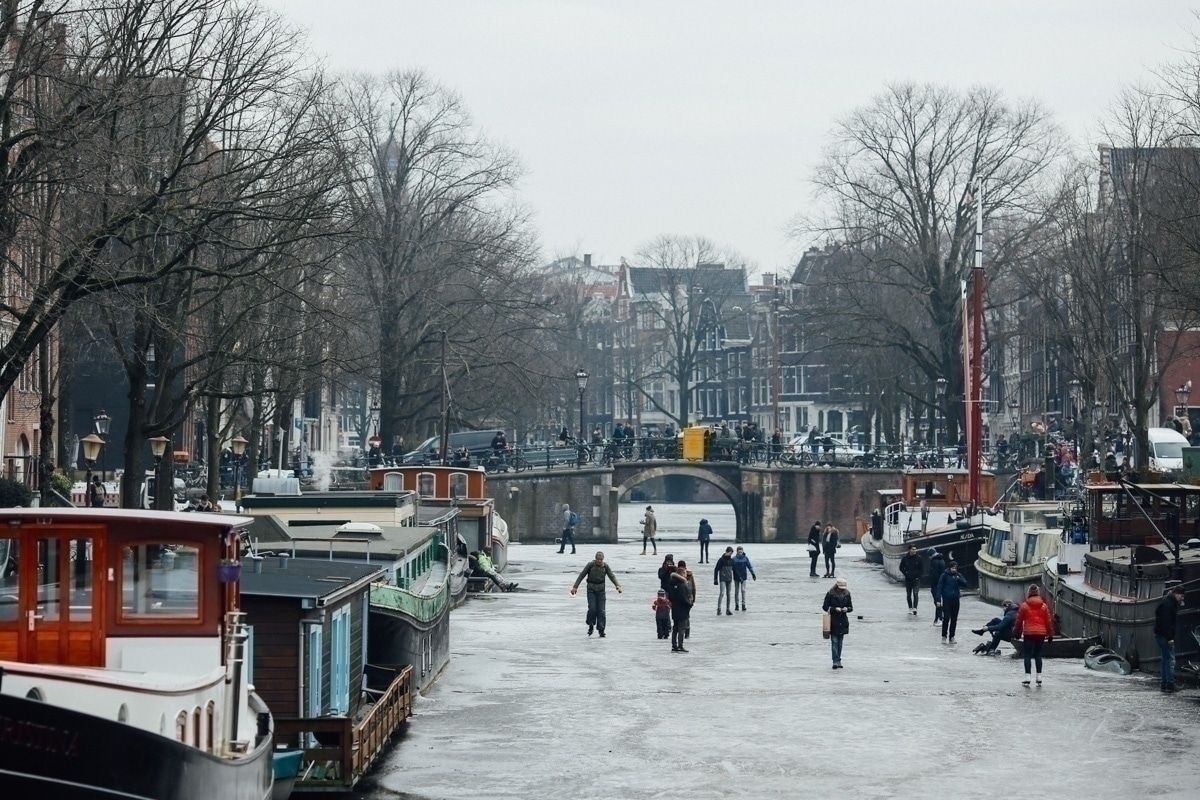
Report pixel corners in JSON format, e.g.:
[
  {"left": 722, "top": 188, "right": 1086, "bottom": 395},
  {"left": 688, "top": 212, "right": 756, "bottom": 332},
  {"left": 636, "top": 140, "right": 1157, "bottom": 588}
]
[
  {"left": 570, "top": 551, "right": 623, "bottom": 637},
  {"left": 641, "top": 505, "right": 658, "bottom": 555},
  {"left": 936, "top": 560, "right": 967, "bottom": 643},
  {"left": 558, "top": 503, "right": 579, "bottom": 555}
]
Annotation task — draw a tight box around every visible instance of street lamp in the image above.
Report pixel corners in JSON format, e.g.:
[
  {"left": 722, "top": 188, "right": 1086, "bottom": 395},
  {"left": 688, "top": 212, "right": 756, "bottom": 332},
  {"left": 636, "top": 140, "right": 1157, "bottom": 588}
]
[
  {"left": 575, "top": 368, "right": 589, "bottom": 444},
  {"left": 935, "top": 378, "right": 947, "bottom": 466},
  {"left": 149, "top": 436, "right": 170, "bottom": 466},
  {"left": 92, "top": 410, "right": 111, "bottom": 480},
  {"left": 231, "top": 435, "right": 249, "bottom": 502},
  {"left": 1008, "top": 399, "right": 1020, "bottom": 429},
  {"left": 1092, "top": 400, "right": 1104, "bottom": 466},
  {"left": 81, "top": 433, "right": 105, "bottom": 507},
  {"left": 1176, "top": 380, "right": 1192, "bottom": 417}
]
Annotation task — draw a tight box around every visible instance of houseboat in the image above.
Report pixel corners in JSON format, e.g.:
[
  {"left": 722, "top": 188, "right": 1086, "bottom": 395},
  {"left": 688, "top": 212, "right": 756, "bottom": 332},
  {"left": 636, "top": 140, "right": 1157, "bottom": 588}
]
[
  {"left": 240, "top": 490, "right": 457, "bottom": 693},
  {"left": 878, "top": 469, "right": 1001, "bottom": 587},
  {"left": 1043, "top": 481, "right": 1200, "bottom": 673},
  {"left": 0, "top": 508, "right": 273, "bottom": 800},
  {"left": 975, "top": 501, "right": 1064, "bottom": 606},
  {"left": 367, "top": 466, "right": 509, "bottom": 589},
  {"left": 240, "top": 556, "right": 411, "bottom": 795}
]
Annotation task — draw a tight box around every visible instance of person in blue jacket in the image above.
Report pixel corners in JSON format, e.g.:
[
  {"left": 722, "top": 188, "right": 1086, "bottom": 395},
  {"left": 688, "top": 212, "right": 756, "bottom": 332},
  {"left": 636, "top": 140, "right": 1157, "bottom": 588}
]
[
  {"left": 927, "top": 549, "right": 946, "bottom": 624},
  {"left": 936, "top": 560, "right": 967, "bottom": 643},
  {"left": 731, "top": 546, "right": 757, "bottom": 612}
]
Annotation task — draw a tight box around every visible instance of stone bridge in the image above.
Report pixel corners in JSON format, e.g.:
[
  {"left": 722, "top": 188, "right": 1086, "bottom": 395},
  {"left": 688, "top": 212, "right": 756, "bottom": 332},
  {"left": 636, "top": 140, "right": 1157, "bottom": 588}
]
[{"left": 487, "top": 461, "right": 902, "bottom": 547}]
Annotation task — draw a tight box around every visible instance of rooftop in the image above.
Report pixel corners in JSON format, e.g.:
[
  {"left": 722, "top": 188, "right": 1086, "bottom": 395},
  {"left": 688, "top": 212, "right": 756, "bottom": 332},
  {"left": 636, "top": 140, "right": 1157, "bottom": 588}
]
[{"left": 240, "top": 556, "right": 385, "bottom": 602}]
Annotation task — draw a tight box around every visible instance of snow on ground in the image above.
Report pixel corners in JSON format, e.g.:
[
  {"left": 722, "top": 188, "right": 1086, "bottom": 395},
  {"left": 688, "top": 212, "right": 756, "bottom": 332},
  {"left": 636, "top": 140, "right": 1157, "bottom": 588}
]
[{"left": 362, "top": 544, "right": 1200, "bottom": 800}]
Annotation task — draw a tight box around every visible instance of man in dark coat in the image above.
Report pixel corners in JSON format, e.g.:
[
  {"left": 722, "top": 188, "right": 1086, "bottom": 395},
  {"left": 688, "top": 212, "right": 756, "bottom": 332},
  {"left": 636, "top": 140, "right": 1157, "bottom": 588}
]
[
  {"left": 927, "top": 549, "right": 946, "bottom": 623},
  {"left": 668, "top": 562, "right": 694, "bottom": 653},
  {"left": 697, "top": 519, "right": 713, "bottom": 564},
  {"left": 807, "top": 521, "right": 821, "bottom": 577},
  {"left": 899, "top": 545, "right": 923, "bottom": 615},
  {"left": 1154, "top": 585, "right": 1186, "bottom": 693}
]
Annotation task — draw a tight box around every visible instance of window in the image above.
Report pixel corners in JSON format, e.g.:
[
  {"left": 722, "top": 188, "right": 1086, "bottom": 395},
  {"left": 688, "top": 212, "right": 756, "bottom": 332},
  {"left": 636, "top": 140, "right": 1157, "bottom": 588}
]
[
  {"left": 417, "top": 473, "right": 436, "bottom": 497},
  {"left": 205, "top": 702, "right": 216, "bottom": 754},
  {"left": 176, "top": 710, "right": 188, "bottom": 742},
  {"left": 244, "top": 626, "right": 255, "bottom": 683},
  {"left": 330, "top": 606, "right": 351, "bottom": 715},
  {"left": 1023, "top": 534, "right": 1039, "bottom": 565},
  {"left": 120, "top": 543, "right": 201, "bottom": 620},
  {"left": 0, "top": 538, "right": 18, "bottom": 622},
  {"left": 307, "top": 626, "right": 323, "bottom": 716}
]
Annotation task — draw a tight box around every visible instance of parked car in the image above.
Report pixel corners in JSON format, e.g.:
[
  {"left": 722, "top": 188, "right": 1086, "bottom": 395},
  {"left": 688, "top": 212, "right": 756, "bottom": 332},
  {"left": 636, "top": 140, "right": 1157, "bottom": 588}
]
[
  {"left": 402, "top": 430, "right": 509, "bottom": 465},
  {"left": 786, "top": 434, "right": 868, "bottom": 466}
]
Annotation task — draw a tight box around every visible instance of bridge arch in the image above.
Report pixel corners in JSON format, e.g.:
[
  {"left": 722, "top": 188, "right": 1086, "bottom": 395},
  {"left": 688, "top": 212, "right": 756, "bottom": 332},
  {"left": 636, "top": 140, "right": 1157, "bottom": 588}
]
[{"left": 613, "top": 463, "right": 749, "bottom": 542}]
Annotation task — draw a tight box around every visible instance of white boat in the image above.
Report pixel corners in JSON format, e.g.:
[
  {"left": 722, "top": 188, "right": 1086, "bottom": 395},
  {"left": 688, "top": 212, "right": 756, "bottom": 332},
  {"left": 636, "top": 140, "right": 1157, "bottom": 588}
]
[
  {"left": 976, "top": 501, "right": 1065, "bottom": 606},
  {"left": 0, "top": 508, "right": 273, "bottom": 800}
]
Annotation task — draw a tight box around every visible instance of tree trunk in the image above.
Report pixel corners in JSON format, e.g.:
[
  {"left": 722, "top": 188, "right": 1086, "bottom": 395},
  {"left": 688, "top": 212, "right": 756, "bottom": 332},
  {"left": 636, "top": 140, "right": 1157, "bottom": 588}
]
[
  {"left": 378, "top": 315, "right": 402, "bottom": 454},
  {"left": 38, "top": 336, "right": 55, "bottom": 503},
  {"left": 121, "top": 369, "right": 148, "bottom": 509},
  {"left": 206, "top": 397, "right": 221, "bottom": 501}
]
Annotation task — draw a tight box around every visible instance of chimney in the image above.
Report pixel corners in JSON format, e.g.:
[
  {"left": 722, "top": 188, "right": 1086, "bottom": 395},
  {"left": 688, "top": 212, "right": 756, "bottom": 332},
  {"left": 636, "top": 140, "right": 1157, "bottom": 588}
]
[
  {"left": 583, "top": 254, "right": 592, "bottom": 268},
  {"left": 763, "top": 273, "right": 776, "bottom": 287}
]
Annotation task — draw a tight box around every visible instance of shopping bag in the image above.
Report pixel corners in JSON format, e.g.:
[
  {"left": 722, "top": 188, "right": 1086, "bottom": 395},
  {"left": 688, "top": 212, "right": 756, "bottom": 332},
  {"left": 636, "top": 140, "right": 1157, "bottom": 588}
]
[{"left": 821, "top": 611, "right": 832, "bottom": 640}]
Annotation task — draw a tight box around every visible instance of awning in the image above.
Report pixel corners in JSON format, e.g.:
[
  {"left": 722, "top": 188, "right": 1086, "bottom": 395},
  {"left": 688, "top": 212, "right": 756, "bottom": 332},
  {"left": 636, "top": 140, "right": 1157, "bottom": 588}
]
[{"left": 172, "top": 450, "right": 191, "bottom": 463}]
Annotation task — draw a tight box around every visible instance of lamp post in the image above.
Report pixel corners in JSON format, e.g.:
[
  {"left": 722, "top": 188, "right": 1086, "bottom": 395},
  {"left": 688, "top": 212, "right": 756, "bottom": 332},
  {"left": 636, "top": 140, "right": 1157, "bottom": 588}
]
[
  {"left": 148, "top": 436, "right": 170, "bottom": 511},
  {"left": 92, "top": 410, "right": 110, "bottom": 480},
  {"left": 935, "top": 377, "right": 947, "bottom": 467},
  {"left": 1068, "top": 379, "right": 1082, "bottom": 462},
  {"left": 81, "top": 433, "right": 105, "bottom": 507},
  {"left": 231, "top": 435, "right": 248, "bottom": 502},
  {"left": 575, "top": 368, "right": 589, "bottom": 443},
  {"left": 1176, "top": 380, "right": 1192, "bottom": 419}
]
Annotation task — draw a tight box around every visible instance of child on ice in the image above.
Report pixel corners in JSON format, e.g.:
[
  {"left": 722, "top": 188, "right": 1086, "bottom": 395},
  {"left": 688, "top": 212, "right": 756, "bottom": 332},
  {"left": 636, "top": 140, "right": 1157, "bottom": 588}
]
[{"left": 652, "top": 589, "right": 672, "bottom": 639}]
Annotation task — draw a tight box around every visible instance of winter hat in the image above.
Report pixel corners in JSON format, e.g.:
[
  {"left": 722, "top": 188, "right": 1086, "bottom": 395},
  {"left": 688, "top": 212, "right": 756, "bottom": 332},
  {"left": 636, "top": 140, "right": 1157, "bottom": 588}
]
[
  {"left": 836, "top": 577, "right": 848, "bottom": 589},
  {"left": 657, "top": 589, "right": 666, "bottom": 596},
  {"left": 1027, "top": 584, "right": 1040, "bottom": 597}
]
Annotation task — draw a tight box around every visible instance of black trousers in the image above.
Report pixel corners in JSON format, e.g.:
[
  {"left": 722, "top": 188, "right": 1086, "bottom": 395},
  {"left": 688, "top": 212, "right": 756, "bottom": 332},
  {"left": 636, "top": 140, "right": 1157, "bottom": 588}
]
[
  {"left": 586, "top": 589, "right": 606, "bottom": 632},
  {"left": 699, "top": 540, "right": 710, "bottom": 563},
  {"left": 809, "top": 550, "right": 819, "bottom": 575},
  {"left": 656, "top": 616, "right": 671, "bottom": 638},
  {"left": 941, "top": 598, "right": 960, "bottom": 638},
  {"left": 904, "top": 579, "right": 920, "bottom": 609},
  {"left": 671, "top": 608, "right": 690, "bottom": 649},
  {"left": 823, "top": 550, "right": 836, "bottom": 575},
  {"left": 558, "top": 528, "right": 576, "bottom": 553}
]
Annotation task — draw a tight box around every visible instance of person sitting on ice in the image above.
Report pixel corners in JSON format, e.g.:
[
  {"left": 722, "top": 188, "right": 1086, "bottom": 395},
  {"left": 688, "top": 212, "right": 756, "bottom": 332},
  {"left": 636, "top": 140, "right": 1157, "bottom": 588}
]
[{"left": 971, "top": 600, "right": 1018, "bottom": 654}]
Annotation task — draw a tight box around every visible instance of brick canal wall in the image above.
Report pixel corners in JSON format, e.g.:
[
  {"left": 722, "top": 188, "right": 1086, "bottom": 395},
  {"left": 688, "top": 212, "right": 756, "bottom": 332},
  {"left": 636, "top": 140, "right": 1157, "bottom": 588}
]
[
  {"left": 751, "top": 468, "right": 900, "bottom": 543},
  {"left": 488, "top": 468, "right": 620, "bottom": 545}
]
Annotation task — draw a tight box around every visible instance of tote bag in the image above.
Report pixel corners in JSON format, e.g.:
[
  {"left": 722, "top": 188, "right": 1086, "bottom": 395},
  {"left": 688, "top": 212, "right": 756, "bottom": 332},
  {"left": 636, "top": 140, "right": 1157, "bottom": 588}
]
[{"left": 821, "top": 611, "right": 832, "bottom": 640}]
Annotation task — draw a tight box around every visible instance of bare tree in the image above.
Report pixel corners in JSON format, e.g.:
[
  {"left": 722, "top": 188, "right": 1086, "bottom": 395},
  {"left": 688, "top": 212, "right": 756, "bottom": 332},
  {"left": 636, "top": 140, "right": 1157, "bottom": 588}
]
[{"left": 800, "top": 83, "right": 1060, "bottom": 438}]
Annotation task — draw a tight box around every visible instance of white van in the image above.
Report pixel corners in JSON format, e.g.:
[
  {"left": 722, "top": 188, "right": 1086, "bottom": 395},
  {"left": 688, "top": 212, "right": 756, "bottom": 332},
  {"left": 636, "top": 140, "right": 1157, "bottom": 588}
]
[{"left": 1146, "top": 427, "right": 1189, "bottom": 473}]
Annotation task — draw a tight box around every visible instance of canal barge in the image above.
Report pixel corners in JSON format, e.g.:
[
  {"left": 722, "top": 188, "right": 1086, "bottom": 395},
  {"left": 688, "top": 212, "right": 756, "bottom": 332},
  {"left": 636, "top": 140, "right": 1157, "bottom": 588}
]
[
  {"left": 0, "top": 508, "right": 273, "bottom": 800},
  {"left": 975, "top": 501, "right": 1064, "bottom": 606},
  {"left": 1042, "top": 481, "right": 1200, "bottom": 673}
]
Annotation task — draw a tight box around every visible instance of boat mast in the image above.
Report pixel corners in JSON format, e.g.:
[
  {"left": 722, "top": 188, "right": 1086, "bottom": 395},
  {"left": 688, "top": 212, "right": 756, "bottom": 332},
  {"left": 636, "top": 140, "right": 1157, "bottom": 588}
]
[
  {"left": 439, "top": 330, "right": 450, "bottom": 464},
  {"left": 968, "top": 179, "right": 985, "bottom": 507}
]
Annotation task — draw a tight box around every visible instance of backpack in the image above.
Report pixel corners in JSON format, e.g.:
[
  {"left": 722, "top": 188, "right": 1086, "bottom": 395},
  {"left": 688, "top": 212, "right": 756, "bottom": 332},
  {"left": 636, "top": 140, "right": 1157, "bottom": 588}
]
[{"left": 568, "top": 511, "right": 579, "bottom": 526}]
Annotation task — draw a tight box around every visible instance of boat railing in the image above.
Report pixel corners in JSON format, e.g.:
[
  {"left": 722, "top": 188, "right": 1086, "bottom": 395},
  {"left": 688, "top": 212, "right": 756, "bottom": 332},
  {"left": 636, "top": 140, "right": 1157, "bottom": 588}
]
[
  {"left": 370, "top": 573, "right": 450, "bottom": 623},
  {"left": 274, "top": 664, "right": 412, "bottom": 792}
]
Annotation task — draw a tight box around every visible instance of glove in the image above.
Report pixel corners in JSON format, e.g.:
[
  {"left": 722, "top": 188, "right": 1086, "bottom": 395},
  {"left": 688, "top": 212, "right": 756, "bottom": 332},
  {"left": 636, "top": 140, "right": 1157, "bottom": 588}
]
[
  {"left": 752, "top": 575, "right": 757, "bottom": 581},
  {"left": 713, "top": 579, "right": 718, "bottom": 585}
]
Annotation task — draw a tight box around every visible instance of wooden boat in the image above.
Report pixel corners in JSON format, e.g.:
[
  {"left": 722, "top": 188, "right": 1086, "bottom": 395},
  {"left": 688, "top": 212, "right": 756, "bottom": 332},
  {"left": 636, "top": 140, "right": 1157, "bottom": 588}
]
[
  {"left": 860, "top": 532, "right": 883, "bottom": 564},
  {"left": 1084, "top": 644, "right": 1133, "bottom": 675},
  {"left": 1011, "top": 636, "right": 1097, "bottom": 659},
  {"left": 1043, "top": 481, "right": 1200, "bottom": 674},
  {"left": 878, "top": 469, "right": 1001, "bottom": 588},
  {"left": 272, "top": 750, "right": 303, "bottom": 800},
  {"left": 0, "top": 508, "right": 273, "bottom": 800}
]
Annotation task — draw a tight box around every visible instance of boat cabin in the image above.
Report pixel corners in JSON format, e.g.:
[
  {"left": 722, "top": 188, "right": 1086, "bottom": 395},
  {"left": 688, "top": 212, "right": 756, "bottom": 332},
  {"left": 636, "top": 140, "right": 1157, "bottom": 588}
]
[
  {"left": 240, "top": 557, "right": 385, "bottom": 720},
  {"left": 0, "top": 508, "right": 245, "bottom": 669},
  {"left": 896, "top": 469, "right": 997, "bottom": 509},
  {"left": 1083, "top": 482, "right": 1200, "bottom": 549}
]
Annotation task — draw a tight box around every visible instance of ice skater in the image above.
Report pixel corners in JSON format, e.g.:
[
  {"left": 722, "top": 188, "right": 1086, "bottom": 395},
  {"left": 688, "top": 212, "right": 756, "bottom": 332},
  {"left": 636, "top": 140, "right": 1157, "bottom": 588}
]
[
  {"left": 641, "top": 505, "right": 658, "bottom": 555},
  {"left": 971, "top": 600, "right": 1018, "bottom": 654},
  {"left": 936, "top": 560, "right": 966, "bottom": 643},
  {"left": 652, "top": 589, "right": 672, "bottom": 639},
  {"left": 570, "top": 551, "right": 623, "bottom": 637},
  {"left": 668, "top": 561, "right": 694, "bottom": 652},
  {"left": 558, "top": 503, "right": 578, "bottom": 554},
  {"left": 927, "top": 548, "right": 946, "bottom": 623},
  {"left": 714, "top": 546, "right": 735, "bottom": 616},
  {"left": 698, "top": 518, "right": 713, "bottom": 563},
  {"left": 899, "top": 545, "right": 923, "bottom": 615},
  {"left": 1014, "top": 584, "right": 1053, "bottom": 685},
  {"left": 731, "top": 545, "right": 756, "bottom": 611}
]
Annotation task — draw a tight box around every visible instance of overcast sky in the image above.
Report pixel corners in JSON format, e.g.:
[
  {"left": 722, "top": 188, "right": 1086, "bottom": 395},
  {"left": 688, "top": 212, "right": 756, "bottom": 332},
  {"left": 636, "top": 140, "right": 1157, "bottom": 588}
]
[{"left": 265, "top": 1, "right": 1197, "bottom": 274}]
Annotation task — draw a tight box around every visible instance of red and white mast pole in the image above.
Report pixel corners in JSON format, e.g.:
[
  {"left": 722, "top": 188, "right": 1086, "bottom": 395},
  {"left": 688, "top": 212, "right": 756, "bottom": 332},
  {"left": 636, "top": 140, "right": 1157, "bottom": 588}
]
[{"left": 968, "top": 180, "right": 985, "bottom": 507}]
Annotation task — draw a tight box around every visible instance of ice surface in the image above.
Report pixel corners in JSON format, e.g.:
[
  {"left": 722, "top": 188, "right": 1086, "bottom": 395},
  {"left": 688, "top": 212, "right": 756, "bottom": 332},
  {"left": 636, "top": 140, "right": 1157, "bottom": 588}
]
[{"left": 361, "top": 544, "right": 1200, "bottom": 800}]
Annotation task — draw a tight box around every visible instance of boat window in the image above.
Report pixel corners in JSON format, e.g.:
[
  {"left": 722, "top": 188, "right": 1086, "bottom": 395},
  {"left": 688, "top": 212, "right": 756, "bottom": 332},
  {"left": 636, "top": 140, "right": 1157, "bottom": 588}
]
[
  {"left": 118, "top": 704, "right": 129, "bottom": 723},
  {"left": 121, "top": 543, "right": 201, "bottom": 620},
  {"left": 38, "top": 539, "right": 61, "bottom": 621},
  {"left": 450, "top": 472, "right": 468, "bottom": 498},
  {"left": 418, "top": 472, "right": 436, "bottom": 497},
  {"left": 25, "top": 687, "right": 43, "bottom": 701},
  {"left": 383, "top": 472, "right": 403, "bottom": 492},
  {"left": 176, "top": 710, "right": 188, "bottom": 742},
  {"left": 0, "top": 537, "right": 17, "bottom": 622},
  {"left": 1023, "top": 534, "right": 1039, "bottom": 565},
  {"left": 193, "top": 707, "right": 203, "bottom": 750},
  {"left": 987, "top": 530, "right": 1008, "bottom": 558},
  {"left": 206, "top": 702, "right": 216, "bottom": 753},
  {"left": 69, "top": 538, "right": 94, "bottom": 622}
]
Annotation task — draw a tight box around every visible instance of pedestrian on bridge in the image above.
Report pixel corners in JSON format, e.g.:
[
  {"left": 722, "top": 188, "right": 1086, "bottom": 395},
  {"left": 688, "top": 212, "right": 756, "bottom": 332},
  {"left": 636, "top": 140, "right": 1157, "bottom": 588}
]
[
  {"left": 641, "top": 505, "right": 658, "bottom": 555},
  {"left": 570, "top": 551, "right": 623, "bottom": 637},
  {"left": 698, "top": 518, "right": 713, "bottom": 563}
]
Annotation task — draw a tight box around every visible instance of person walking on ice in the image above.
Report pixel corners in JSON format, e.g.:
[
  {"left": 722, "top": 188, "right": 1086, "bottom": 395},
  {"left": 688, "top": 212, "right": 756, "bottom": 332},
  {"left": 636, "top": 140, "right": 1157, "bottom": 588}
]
[
  {"left": 668, "top": 561, "right": 694, "bottom": 652},
  {"left": 652, "top": 589, "right": 672, "bottom": 639},
  {"left": 570, "top": 551, "right": 623, "bottom": 637},
  {"left": 558, "top": 503, "right": 579, "bottom": 555},
  {"left": 698, "top": 518, "right": 713, "bottom": 563},
  {"left": 822, "top": 577, "right": 853, "bottom": 669},
  {"left": 641, "top": 505, "right": 658, "bottom": 555},
  {"left": 731, "top": 545, "right": 756, "bottom": 611},
  {"left": 1014, "top": 584, "right": 1053, "bottom": 685},
  {"left": 899, "top": 545, "right": 923, "bottom": 615},
  {"left": 714, "top": 546, "right": 735, "bottom": 616}
]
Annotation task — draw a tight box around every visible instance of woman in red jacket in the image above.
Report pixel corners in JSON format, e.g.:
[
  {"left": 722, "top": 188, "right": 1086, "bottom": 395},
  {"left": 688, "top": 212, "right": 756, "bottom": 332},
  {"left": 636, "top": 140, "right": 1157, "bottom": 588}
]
[{"left": 1014, "top": 584, "right": 1054, "bottom": 686}]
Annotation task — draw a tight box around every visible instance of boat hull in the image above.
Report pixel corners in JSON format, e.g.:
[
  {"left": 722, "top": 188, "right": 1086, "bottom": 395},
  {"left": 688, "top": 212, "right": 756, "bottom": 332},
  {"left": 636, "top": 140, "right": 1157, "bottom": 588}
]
[
  {"left": 881, "top": 524, "right": 989, "bottom": 587},
  {"left": 368, "top": 602, "right": 451, "bottom": 693},
  {"left": 0, "top": 692, "right": 272, "bottom": 800},
  {"left": 977, "top": 560, "right": 1046, "bottom": 607},
  {"left": 860, "top": 536, "right": 883, "bottom": 565}
]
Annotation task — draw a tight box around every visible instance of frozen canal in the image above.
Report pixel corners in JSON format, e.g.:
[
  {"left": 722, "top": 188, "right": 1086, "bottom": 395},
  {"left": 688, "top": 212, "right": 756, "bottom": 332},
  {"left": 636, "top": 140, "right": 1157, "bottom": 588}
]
[{"left": 362, "top": 544, "right": 1200, "bottom": 800}]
